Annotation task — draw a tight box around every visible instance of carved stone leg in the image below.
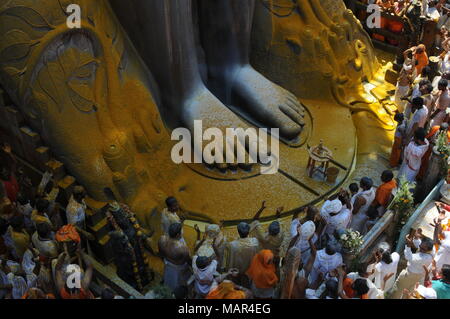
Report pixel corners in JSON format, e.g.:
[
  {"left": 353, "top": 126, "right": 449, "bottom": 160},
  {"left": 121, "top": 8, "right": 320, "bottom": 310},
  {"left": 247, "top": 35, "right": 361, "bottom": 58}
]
[
  {"left": 0, "top": 0, "right": 165, "bottom": 202},
  {"left": 110, "top": 0, "right": 254, "bottom": 168},
  {"left": 198, "top": 0, "right": 305, "bottom": 142}
]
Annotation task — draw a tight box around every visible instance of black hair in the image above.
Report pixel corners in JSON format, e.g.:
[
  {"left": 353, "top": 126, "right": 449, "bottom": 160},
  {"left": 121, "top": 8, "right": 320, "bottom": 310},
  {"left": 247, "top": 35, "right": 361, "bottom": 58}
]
[
  {"left": 0, "top": 218, "right": 8, "bottom": 236},
  {"left": 418, "top": 79, "right": 430, "bottom": 87},
  {"left": 422, "top": 83, "right": 433, "bottom": 94},
  {"left": 349, "top": 183, "right": 359, "bottom": 193},
  {"left": 381, "top": 251, "right": 393, "bottom": 264},
  {"left": 394, "top": 113, "right": 404, "bottom": 123},
  {"left": 36, "top": 222, "right": 52, "bottom": 239},
  {"left": 357, "top": 263, "right": 368, "bottom": 277},
  {"left": 16, "top": 193, "right": 29, "bottom": 206},
  {"left": 420, "top": 237, "right": 434, "bottom": 252},
  {"left": 414, "top": 127, "right": 426, "bottom": 142},
  {"left": 165, "top": 196, "right": 177, "bottom": 207},
  {"left": 412, "top": 96, "right": 424, "bottom": 107},
  {"left": 195, "top": 256, "right": 209, "bottom": 270},
  {"left": 9, "top": 214, "right": 24, "bottom": 230},
  {"left": 323, "top": 279, "right": 339, "bottom": 299},
  {"left": 237, "top": 222, "right": 250, "bottom": 238},
  {"left": 268, "top": 221, "right": 280, "bottom": 236},
  {"left": 168, "top": 223, "right": 182, "bottom": 239},
  {"left": 325, "top": 242, "right": 337, "bottom": 255},
  {"left": 360, "top": 177, "right": 373, "bottom": 189},
  {"left": 352, "top": 278, "right": 369, "bottom": 296},
  {"left": 366, "top": 206, "right": 379, "bottom": 220},
  {"left": 421, "top": 66, "right": 431, "bottom": 77},
  {"left": 35, "top": 198, "right": 50, "bottom": 213},
  {"left": 381, "top": 170, "right": 394, "bottom": 182},
  {"left": 439, "top": 79, "right": 449, "bottom": 88},
  {"left": 101, "top": 287, "right": 116, "bottom": 299}
]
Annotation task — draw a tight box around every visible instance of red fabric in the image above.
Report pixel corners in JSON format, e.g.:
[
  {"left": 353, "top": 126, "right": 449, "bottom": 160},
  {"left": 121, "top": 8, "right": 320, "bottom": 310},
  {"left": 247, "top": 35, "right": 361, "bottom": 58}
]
[
  {"left": 55, "top": 224, "right": 81, "bottom": 243},
  {"left": 343, "top": 277, "right": 369, "bottom": 299},
  {"left": 343, "top": 277, "right": 355, "bottom": 298},
  {"left": 415, "top": 49, "right": 429, "bottom": 76},
  {"left": 390, "top": 136, "right": 402, "bottom": 167},
  {"left": 2, "top": 176, "right": 19, "bottom": 202},
  {"left": 246, "top": 250, "right": 278, "bottom": 289},
  {"left": 388, "top": 20, "right": 404, "bottom": 33},
  {"left": 60, "top": 287, "right": 93, "bottom": 299},
  {"left": 375, "top": 180, "right": 397, "bottom": 207}
]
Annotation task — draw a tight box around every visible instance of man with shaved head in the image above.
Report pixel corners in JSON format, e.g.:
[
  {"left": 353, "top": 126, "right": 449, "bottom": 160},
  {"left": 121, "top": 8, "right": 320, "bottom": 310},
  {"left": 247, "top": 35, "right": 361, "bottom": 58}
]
[{"left": 158, "top": 222, "right": 191, "bottom": 292}]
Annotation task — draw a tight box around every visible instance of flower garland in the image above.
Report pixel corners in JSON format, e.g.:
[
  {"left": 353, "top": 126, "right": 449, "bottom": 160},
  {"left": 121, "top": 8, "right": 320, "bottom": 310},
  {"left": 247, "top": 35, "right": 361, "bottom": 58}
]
[
  {"left": 436, "top": 130, "right": 450, "bottom": 175},
  {"left": 389, "top": 177, "right": 415, "bottom": 241},
  {"left": 339, "top": 229, "right": 364, "bottom": 255}
]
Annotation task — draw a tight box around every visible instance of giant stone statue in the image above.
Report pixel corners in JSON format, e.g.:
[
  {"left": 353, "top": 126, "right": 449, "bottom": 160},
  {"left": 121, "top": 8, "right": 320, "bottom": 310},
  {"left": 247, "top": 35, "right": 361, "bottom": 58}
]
[{"left": 0, "top": 1, "right": 394, "bottom": 236}]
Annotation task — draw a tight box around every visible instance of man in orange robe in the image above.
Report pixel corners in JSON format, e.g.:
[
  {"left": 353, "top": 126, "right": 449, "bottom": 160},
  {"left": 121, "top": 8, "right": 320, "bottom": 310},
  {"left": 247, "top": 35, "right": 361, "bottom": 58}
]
[
  {"left": 371, "top": 170, "right": 397, "bottom": 216},
  {"left": 414, "top": 44, "right": 429, "bottom": 76}
]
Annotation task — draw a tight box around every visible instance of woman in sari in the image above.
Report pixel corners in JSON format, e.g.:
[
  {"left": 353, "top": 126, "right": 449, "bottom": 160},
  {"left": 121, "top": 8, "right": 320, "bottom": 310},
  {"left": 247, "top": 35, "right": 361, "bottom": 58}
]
[{"left": 246, "top": 249, "right": 279, "bottom": 299}]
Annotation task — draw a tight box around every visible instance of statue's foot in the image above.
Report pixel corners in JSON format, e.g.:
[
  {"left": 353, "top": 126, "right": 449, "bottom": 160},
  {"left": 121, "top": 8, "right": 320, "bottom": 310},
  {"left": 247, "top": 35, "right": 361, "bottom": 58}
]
[
  {"left": 181, "top": 86, "right": 262, "bottom": 171},
  {"left": 227, "top": 65, "right": 305, "bottom": 142}
]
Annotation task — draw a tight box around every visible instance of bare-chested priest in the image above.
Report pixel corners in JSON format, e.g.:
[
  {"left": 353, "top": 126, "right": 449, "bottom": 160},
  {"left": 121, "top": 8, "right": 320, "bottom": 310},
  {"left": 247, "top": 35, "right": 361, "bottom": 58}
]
[
  {"left": 224, "top": 222, "right": 260, "bottom": 287},
  {"left": 158, "top": 223, "right": 192, "bottom": 292}
]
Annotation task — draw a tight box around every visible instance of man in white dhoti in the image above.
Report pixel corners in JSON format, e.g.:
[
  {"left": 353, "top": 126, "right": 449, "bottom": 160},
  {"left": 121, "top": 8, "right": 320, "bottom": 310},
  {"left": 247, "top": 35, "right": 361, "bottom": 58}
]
[
  {"left": 349, "top": 177, "right": 376, "bottom": 234},
  {"left": 158, "top": 223, "right": 192, "bottom": 292},
  {"left": 399, "top": 128, "right": 430, "bottom": 182},
  {"left": 389, "top": 237, "right": 434, "bottom": 299},
  {"left": 309, "top": 242, "right": 343, "bottom": 286}
]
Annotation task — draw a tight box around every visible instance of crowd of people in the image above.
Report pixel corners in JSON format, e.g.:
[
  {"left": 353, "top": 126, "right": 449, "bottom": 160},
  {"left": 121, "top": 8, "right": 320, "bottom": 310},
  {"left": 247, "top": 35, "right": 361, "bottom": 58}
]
[
  {"left": 358, "top": 0, "right": 450, "bottom": 47},
  {"left": 371, "top": 0, "right": 450, "bottom": 21},
  {"left": 2, "top": 132, "right": 449, "bottom": 300},
  {"left": 392, "top": 41, "right": 450, "bottom": 184},
  {"left": 0, "top": 143, "right": 125, "bottom": 299},
  {"left": 156, "top": 177, "right": 450, "bottom": 299}
]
